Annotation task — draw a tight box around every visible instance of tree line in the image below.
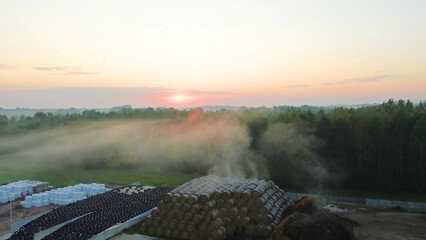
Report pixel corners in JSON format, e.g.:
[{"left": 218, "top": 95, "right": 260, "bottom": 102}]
[
  {"left": 244, "top": 99, "right": 425, "bottom": 194},
  {"left": 0, "top": 107, "right": 188, "bottom": 134}
]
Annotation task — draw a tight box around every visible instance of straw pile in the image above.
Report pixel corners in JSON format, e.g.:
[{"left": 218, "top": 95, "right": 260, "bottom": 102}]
[{"left": 141, "top": 176, "right": 292, "bottom": 240}]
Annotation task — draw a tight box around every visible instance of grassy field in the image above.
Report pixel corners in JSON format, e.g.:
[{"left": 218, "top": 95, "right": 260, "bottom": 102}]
[
  {"left": 0, "top": 168, "right": 195, "bottom": 188},
  {"left": 1, "top": 168, "right": 425, "bottom": 202}
]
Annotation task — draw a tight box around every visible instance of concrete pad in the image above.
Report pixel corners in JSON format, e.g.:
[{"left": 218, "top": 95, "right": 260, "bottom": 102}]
[
  {"left": 110, "top": 233, "right": 161, "bottom": 240},
  {"left": 0, "top": 233, "right": 11, "bottom": 240}
]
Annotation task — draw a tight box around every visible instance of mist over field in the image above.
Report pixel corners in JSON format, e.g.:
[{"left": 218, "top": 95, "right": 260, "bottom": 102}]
[
  {"left": 0, "top": 110, "right": 266, "bottom": 178},
  {"left": 260, "top": 123, "right": 330, "bottom": 189},
  {"left": 0, "top": 108, "right": 327, "bottom": 189}
]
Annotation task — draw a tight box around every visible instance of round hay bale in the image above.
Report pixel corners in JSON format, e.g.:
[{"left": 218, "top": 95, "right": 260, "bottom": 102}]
[
  {"left": 172, "top": 229, "right": 180, "bottom": 239},
  {"left": 177, "top": 220, "right": 186, "bottom": 231},
  {"left": 169, "top": 219, "right": 178, "bottom": 230},
  {"left": 176, "top": 211, "right": 184, "bottom": 220},
  {"left": 191, "top": 203, "right": 201, "bottom": 214},
  {"left": 184, "top": 212, "right": 193, "bottom": 222},
  {"left": 192, "top": 213, "right": 204, "bottom": 225},
  {"left": 217, "top": 199, "right": 225, "bottom": 208}
]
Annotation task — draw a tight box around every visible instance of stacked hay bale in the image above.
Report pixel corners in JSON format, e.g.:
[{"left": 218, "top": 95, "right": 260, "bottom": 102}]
[
  {"left": 141, "top": 176, "right": 292, "bottom": 240},
  {"left": 31, "top": 181, "right": 52, "bottom": 193},
  {"left": 113, "top": 185, "right": 155, "bottom": 195}
]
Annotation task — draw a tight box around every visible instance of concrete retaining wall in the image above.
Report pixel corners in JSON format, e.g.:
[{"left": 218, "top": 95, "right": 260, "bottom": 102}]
[
  {"left": 287, "top": 192, "right": 426, "bottom": 212},
  {"left": 33, "top": 212, "right": 93, "bottom": 240},
  {"left": 90, "top": 208, "right": 156, "bottom": 240},
  {"left": 11, "top": 210, "right": 52, "bottom": 234}
]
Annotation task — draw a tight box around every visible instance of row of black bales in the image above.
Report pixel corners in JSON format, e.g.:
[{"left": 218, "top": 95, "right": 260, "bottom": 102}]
[{"left": 9, "top": 185, "right": 172, "bottom": 240}]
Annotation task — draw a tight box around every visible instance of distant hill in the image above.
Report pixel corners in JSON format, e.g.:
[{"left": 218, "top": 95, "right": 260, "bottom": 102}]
[
  {"left": 0, "top": 108, "right": 57, "bottom": 118},
  {"left": 197, "top": 105, "right": 240, "bottom": 112},
  {"left": 0, "top": 105, "right": 133, "bottom": 118}
]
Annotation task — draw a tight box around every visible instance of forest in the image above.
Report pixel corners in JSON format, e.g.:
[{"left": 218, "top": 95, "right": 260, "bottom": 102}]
[{"left": 0, "top": 99, "right": 424, "bottom": 195}]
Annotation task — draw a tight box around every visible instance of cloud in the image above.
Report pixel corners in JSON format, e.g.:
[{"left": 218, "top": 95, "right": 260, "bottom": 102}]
[
  {"left": 321, "top": 75, "right": 391, "bottom": 87},
  {"left": 321, "top": 81, "right": 347, "bottom": 86},
  {"left": 0, "top": 64, "right": 14, "bottom": 70},
  {"left": 32, "top": 66, "right": 98, "bottom": 75},
  {"left": 32, "top": 66, "right": 64, "bottom": 71},
  {"left": 67, "top": 71, "right": 98, "bottom": 75},
  {"left": 354, "top": 75, "right": 390, "bottom": 83},
  {"left": 287, "top": 84, "right": 309, "bottom": 88},
  {"left": 182, "top": 89, "right": 233, "bottom": 96}
]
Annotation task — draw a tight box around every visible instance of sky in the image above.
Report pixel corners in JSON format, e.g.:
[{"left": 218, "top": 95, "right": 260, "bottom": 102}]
[{"left": 0, "top": 0, "right": 425, "bottom": 108}]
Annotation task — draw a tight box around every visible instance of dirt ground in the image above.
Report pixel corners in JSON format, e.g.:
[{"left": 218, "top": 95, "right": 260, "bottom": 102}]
[
  {"left": 3, "top": 192, "right": 426, "bottom": 240},
  {"left": 0, "top": 201, "right": 59, "bottom": 237},
  {"left": 113, "top": 205, "right": 426, "bottom": 240},
  {"left": 336, "top": 207, "right": 426, "bottom": 240}
]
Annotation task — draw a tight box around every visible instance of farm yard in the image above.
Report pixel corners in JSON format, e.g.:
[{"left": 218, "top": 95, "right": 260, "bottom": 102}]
[
  {"left": 0, "top": 101, "right": 425, "bottom": 239},
  {"left": 1, "top": 175, "right": 426, "bottom": 240}
]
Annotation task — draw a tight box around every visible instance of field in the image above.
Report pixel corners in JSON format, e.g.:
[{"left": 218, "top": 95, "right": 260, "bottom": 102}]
[
  {"left": 0, "top": 168, "right": 195, "bottom": 188},
  {"left": 2, "top": 168, "right": 426, "bottom": 203}
]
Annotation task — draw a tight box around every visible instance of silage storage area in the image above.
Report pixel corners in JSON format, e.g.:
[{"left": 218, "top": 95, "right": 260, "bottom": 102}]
[
  {"left": 6, "top": 176, "right": 294, "bottom": 240},
  {"left": 8, "top": 185, "right": 173, "bottom": 240}
]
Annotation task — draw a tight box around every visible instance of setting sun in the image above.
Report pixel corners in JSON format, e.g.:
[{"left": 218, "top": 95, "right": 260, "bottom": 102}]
[{"left": 176, "top": 95, "right": 184, "bottom": 101}]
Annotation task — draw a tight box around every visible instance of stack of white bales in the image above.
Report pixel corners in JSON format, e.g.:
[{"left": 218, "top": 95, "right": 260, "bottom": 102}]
[
  {"left": 0, "top": 180, "right": 52, "bottom": 204},
  {"left": 21, "top": 183, "right": 110, "bottom": 208},
  {"left": 0, "top": 189, "right": 10, "bottom": 204}
]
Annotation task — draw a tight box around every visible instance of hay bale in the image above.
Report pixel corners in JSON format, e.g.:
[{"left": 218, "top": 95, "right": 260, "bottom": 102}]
[{"left": 143, "top": 175, "right": 294, "bottom": 240}]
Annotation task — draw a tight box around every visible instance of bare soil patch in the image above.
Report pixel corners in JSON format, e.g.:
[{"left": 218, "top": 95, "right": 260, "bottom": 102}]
[
  {"left": 338, "top": 209, "right": 426, "bottom": 240},
  {"left": 0, "top": 201, "right": 59, "bottom": 237}
]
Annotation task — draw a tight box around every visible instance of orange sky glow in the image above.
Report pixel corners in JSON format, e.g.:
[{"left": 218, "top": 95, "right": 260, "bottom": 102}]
[{"left": 0, "top": 1, "right": 425, "bottom": 108}]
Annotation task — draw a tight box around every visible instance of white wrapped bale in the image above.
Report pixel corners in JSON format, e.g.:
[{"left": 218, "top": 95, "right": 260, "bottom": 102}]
[
  {"left": 0, "top": 197, "right": 8, "bottom": 204},
  {"left": 71, "top": 192, "right": 80, "bottom": 199},
  {"left": 56, "top": 193, "right": 63, "bottom": 200},
  {"left": 34, "top": 200, "right": 43, "bottom": 207},
  {"left": 11, "top": 182, "right": 109, "bottom": 207},
  {"left": 9, "top": 194, "right": 17, "bottom": 201},
  {"left": 33, "top": 194, "right": 43, "bottom": 202},
  {"left": 65, "top": 192, "right": 72, "bottom": 199},
  {"left": 0, "top": 190, "right": 7, "bottom": 198},
  {"left": 42, "top": 193, "right": 49, "bottom": 200},
  {"left": 2, "top": 186, "right": 12, "bottom": 193},
  {"left": 23, "top": 201, "right": 32, "bottom": 208}
]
